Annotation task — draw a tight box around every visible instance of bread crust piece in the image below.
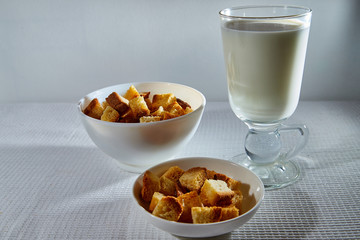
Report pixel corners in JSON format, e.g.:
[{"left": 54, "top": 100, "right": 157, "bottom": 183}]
[
  {"left": 200, "top": 179, "right": 235, "bottom": 207},
  {"left": 129, "top": 96, "right": 151, "bottom": 118},
  {"left": 191, "top": 207, "right": 222, "bottom": 224},
  {"left": 106, "top": 92, "right": 129, "bottom": 115},
  {"left": 101, "top": 106, "right": 120, "bottom": 122},
  {"left": 179, "top": 167, "right": 207, "bottom": 192},
  {"left": 177, "top": 191, "right": 202, "bottom": 223},
  {"left": 141, "top": 171, "right": 160, "bottom": 202},
  {"left": 149, "top": 192, "right": 164, "bottom": 212},
  {"left": 152, "top": 93, "right": 177, "bottom": 111},
  {"left": 152, "top": 196, "right": 183, "bottom": 221},
  {"left": 220, "top": 206, "right": 239, "bottom": 221},
  {"left": 83, "top": 98, "right": 104, "bottom": 119},
  {"left": 123, "top": 85, "right": 140, "bottom": 100}
]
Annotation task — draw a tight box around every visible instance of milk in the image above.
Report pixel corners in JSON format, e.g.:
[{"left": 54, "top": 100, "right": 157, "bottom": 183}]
[{"left": 221, "top": 20, "right": 310, "bottom": 123}]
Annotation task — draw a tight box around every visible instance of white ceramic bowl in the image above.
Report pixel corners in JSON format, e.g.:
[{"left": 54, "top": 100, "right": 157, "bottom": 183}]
[
  {"left": 132, "top": 157, "right": 265, "bottom": 238},
  {"left": 78, "top": 82, "right": 206, "bottom": 173}
]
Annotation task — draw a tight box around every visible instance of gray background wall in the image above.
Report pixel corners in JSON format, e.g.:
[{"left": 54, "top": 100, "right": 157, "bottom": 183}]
[{"left": 1, "top": 0, "right": 359, "bottom": 103}]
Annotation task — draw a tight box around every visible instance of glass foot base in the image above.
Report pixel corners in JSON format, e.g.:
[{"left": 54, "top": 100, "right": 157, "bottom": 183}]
[{"left": 230, "top": 154, "right": 300, "bottom": 190}]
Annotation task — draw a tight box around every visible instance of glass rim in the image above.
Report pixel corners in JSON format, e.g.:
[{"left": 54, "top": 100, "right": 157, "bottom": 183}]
[{"left": 219, "top": 5, "right": 312, "bottom": 20}]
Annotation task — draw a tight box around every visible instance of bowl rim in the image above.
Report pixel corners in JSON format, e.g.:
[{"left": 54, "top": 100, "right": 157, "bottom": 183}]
[
  {"left": 132, "top": 157, "right": 265, "bottom": 226},
  {"left": 77, "top": 82, "right": 206, "bottom": 126}
]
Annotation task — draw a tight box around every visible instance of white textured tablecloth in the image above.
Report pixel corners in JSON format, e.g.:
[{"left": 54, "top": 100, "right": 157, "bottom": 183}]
[{"left": 1, "top": 101, "right": 359, "bottom": 239}]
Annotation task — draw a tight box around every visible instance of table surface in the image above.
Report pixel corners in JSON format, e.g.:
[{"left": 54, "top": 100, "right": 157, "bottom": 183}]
[{"left": 1, "top": 101, "right": 359, "bottom": 240}]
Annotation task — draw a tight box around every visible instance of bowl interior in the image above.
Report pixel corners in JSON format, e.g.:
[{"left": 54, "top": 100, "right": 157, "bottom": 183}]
[
  {"left": 133, "top": 157, "right": 264, "bottom": 223},
  {"left": 79, "top": 82, "right": 205, "bottom": 113}
]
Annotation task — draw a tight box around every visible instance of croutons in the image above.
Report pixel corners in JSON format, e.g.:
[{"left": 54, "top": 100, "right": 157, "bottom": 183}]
[
  {"left": 200, "top": 179, "right": 235, "bottom": 207},
  {"left": 101, "top": 106, "right": 120, "bottom": 122},
  {"left": 152, "top": 93, "right": 177, "bottom": 111},
  {"left": 123, "top": 85, "right": 140, "bottom": 100},
  {"left": 140, "top": 166, "right": 243, "bottom": 224},
  {"left": 191, "top": 207, "right": 222, "bottom": 224},
  {"left": 141, "top": 171, "right": 160, "bottom": 202},
  {"left": 152, "top": 196, "right": 183, "bottom": 221},
  {"left": 149, "top": 192, "right": 165, "bottom": 212},
  {"left": 83, "top": 98, "right": 104, "bottom": 119},
  {"left": 129, "top": 96, "right": 151, "bottom": 118},
  {"left": 220, "top": 206, "right": 239, "bottom": 221},
  {"left": 159, "top": 166, "right": 185, "bottom": 196},
  {"left": 105, "top": 92, "right": 129, "bottom": 115},
  {"left": 177, "top": 191, "right": 202, "bottom": 223},
  {"left": 179, "top": 167, "right": 207, "bottom": 192},
  {"left": 83, "top": 85, "right": 192, "bottom": 123}
]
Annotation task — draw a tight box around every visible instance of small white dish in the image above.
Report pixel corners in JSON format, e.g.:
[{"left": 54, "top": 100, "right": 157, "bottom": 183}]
[
  {"left": 132, "top": 157, "right": 265, "bottom": 238},
  {"left": 78, "top": 82, "right": 206, "bottom": 173}
]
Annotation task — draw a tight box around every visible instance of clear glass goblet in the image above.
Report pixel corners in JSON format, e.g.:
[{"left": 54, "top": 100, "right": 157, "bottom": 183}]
[{"left": 219, "top": 6, "right": 312, "bottom": 190}]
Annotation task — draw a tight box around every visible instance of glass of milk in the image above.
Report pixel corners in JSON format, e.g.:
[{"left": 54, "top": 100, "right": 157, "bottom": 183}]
[{"left": 219, "top": 6, "right": 312, "bottom": 189}]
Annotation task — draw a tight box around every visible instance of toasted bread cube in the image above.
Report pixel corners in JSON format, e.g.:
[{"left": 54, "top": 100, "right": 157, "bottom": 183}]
[
  {"left": 179, "top": 167, "right": 207, "bottom": 192},
  {"left": 230, "top": 190, "right": 243, "bottom": 212},
  {"left": 191, "top": 207, "right": 222, "bottom": 224},
  {"left": 169, "top": 102, "right": 186, "bottom": 117},
  {"left": 161, "top": 166, "right": 184, "bottom": 182},
  {"left": 123, "top": 85, "right": 140, "bottom": 100},
  {"left": 141, "top": 171, "right": 160, "bottom": 202},
  {"left": 140, "top": 116, "right": 161, "bottom": 123},
  {"left": 119, "top": 109, "right": 138, "bottom": 123},
  {"left": 129, "top": 96, "right": 151, "bottom": 118},
  {"left": 152, "top": 93, "right": 177, "bottom": 111},
  {"left": 176, "top": 98, "right": 191, "bottom": 110},
  {"left": 177, "top": 191, "right": 202, "bottom": 223},
  {"left": 152, "top": 196, "right": 183, "bottom": 221},
  {"left": 226, "top": 177, "right": 242, "bottom": 191},
  {"left": 149, "top": 192, "right": 164, "bottom": 212},
  {"left": 151, "top": 106, "right": 174, "bottom": 120},
  {"left": 220, "top": 206, "right": 239, "bottom": 221},
  {"left": 159, "top": 175, "right": 177, "bottom": 196},
  {"left": 106, "top": 92, "right": 129, "bottom": 115},
  {"left": 200, "top": 179, "right": 235, "bottom": 207},
  {"left": 101, "top": 106, "right": 120, "bottom": 122},
  {"left": 206, "top": 170, "right": 228, "bottom": 181},
  {"left": 83, "top": 98, "right": 104, "bottom": 119}
]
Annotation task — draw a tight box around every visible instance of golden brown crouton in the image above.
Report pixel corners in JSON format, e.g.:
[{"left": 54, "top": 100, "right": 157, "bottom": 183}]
[
  {"left": 200, "top": 179, "right": 235, "bottom": 207},
  {"left": 139, "top": 91, "right": 150, "bottom": 99},
  {"left": 191, "top": 207, "right": 222, "bottom": 224},
  {"left": 123, "top": 85, "right": 140, "bottom": 100},
  {"left": 152, "top": 196, "right": 183, "bottom": 221},
  {"left": 226, "top": 177, "right": 242, "bottom": 191},
  {"left": 101, "top": 106, "right": 120, "bottom": 122},
  {"left": 168, "top": 102, "right": 186, "bottom": 117},
  {"left": 179, "top": 167, "right": 207, "bottom": 192},
  {"left": 105, "top": 92, "right": 129, "bottom": 115},
  {"left": 139, "top": 116, "right": 161, "bottom": 123},
  {"left": 159, "top": 175, "right": 177, "bottom": 196},
  {"left": 220, "top": 206, "right": 239, "bottom": 221},
  {"left": 83, "top": 98, "right": 104, "bottom": 119},
  {"left": 161, "top": 166, "right": 184, "bottom": 182},
  {"left": 152, "top": 93, "right": 177, "bottom": 111},
  {"left": 151, "top": 106, "right": 174, "bottom": 120},
  {"left": 206, "top": 170, "right": 228, "bottom": 181},
  {"left": 177, "top": 191, "right": 202, "bottom": 223},
  {"left": 141, "top": 171, "right": 160, "bottom": 202},
  {"left": 176, "top": 98, "right": 191, "bottom": 110},
  {"left": 149, "top": 192, "right": 164, "bottom": 212},
  {"left": 129, "top": 96, "right": 151, "bottom": 118}
]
